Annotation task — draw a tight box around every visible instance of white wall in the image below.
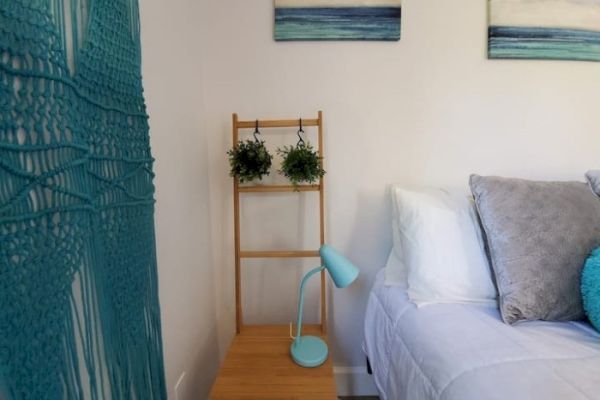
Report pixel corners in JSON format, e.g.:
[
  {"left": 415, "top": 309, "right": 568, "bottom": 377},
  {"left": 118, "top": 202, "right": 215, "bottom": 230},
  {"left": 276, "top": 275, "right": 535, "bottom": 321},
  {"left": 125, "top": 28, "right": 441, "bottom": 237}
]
[
  {"left": 140, "top": 1, "right": 220, "bottom": 399},
  {"left": 199, "top": 0, "right": 600, "bottom": 395}
]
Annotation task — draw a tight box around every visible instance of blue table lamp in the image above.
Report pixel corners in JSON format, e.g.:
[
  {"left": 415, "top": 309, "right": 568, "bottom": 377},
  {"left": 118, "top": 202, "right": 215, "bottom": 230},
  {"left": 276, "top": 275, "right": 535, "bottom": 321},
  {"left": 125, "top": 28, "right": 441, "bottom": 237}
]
[{"left": 290, "top": 245, "right": 359, "bottom": 367}]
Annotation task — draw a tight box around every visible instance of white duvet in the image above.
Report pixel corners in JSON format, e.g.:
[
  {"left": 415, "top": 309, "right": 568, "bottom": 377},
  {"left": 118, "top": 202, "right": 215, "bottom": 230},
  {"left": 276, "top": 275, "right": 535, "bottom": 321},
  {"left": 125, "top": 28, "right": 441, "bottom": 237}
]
[{"left": 364, "top": 270, "right": 600, "bottom": 400}]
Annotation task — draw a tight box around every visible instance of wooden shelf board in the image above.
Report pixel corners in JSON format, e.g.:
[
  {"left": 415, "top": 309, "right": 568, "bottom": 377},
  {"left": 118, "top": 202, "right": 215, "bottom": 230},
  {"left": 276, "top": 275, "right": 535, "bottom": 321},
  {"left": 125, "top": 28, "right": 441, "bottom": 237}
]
[
  {"left": 238, "top": 184, "right": 320, "bottom": 193},
  {"left": 209, "top": 324, "right": 336, "bottom": 400},
  {"left": 237, "top": 118, "right": 320, "bottom": 129},
  {"left": 240, "top": 324, "right": 323, "bottom": 338},
  {"left": 240, "top": 250, "right": 320, "bottom": 259}
]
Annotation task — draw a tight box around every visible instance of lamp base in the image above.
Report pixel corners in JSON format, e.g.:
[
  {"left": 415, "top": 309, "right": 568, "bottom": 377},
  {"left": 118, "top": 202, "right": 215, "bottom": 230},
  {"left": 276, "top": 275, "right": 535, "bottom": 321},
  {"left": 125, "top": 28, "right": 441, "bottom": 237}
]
[{"left": 290, "top": 335, "right": 328, "bottom": 368}]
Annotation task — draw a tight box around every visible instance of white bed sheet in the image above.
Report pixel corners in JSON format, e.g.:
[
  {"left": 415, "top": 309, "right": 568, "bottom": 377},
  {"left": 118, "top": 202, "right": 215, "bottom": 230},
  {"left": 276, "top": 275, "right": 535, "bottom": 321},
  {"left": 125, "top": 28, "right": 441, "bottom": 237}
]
[{"left": 364, "top": 269, "right": 600, "bottom": 400}]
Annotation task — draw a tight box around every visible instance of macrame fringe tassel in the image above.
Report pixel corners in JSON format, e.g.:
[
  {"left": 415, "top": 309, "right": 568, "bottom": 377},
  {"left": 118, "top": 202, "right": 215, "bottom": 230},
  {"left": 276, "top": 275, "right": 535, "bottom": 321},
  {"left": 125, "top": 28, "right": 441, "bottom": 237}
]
[{"left": 0, "top": 0, "right": 167, "bottom": 399}]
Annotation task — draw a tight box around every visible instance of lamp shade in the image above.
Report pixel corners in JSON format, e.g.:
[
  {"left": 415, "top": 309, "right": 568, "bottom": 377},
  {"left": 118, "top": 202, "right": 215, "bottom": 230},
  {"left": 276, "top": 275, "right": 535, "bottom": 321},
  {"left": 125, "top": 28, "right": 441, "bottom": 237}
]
[{"left": 320, "top": 245, "right": 359, "bottom": 288}]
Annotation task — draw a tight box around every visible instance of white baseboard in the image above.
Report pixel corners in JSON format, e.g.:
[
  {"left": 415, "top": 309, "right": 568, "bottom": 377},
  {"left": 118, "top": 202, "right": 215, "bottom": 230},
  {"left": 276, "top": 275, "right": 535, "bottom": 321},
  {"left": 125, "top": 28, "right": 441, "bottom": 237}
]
[{"left": 334, "top": 366, "right": 378, "bottom": 397}]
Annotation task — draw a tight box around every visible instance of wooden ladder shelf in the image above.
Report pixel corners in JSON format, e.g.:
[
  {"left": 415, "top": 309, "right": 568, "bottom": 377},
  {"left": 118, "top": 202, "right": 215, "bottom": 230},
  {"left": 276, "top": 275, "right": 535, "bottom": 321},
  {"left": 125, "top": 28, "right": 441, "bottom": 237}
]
[
  {"left": 210, "top": 112, "right": 336, "bottom": 400},
  {"left": 232, "top": 111, "right": 327, "bottom": 334}
]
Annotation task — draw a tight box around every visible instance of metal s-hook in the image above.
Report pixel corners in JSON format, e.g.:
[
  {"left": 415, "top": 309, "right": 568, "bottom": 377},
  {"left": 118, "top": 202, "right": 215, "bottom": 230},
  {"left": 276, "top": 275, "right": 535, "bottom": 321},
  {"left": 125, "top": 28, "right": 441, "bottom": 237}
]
[
  {"left": 296, "top": 118, "right": 305, "bottom": 146},
  {"left": 253, "top": 119, "right": 261, "bottom": 142}
]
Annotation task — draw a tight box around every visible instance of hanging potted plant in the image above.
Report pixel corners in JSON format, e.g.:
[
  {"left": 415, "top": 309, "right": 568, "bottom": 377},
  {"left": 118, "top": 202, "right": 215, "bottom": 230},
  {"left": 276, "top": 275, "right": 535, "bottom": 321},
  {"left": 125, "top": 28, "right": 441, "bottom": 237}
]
[
  {"left": 227, "top": 122, "right": 273, "bottom": 183},
  {"left": 277, "top": 120, "right": 325, "bottom": 188}
]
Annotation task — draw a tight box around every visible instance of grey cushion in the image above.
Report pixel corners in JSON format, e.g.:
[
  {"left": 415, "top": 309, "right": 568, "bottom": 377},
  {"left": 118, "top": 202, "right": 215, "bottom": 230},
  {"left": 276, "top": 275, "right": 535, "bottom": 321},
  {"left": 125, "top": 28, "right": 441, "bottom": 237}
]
[
  {"left": 586, "top": 170, "right": 600, "bottom": 196},
  {"left": 470, "top": 175, "right": 600, "bottom": 324}
]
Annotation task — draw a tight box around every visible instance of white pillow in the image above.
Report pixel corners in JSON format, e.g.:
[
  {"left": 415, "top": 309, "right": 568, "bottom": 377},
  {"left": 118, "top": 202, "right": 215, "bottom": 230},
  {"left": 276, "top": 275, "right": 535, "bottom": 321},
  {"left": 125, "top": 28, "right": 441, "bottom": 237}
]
[
  {"left": 393, "top": 186, "right": 497, "bottom": 306},
  {"left": 384, "top": 186, "right": 409, "bottom": 286},
  {"left": 384, "top": 248, "right": 407, "bottom": 286}
]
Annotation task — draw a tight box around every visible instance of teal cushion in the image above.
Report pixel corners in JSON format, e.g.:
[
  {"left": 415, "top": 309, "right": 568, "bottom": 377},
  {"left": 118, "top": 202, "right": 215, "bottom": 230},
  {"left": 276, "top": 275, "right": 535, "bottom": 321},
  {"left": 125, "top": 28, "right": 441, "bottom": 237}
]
[{"left": 582, "top": 247, "right": 600, "bottom": 331}]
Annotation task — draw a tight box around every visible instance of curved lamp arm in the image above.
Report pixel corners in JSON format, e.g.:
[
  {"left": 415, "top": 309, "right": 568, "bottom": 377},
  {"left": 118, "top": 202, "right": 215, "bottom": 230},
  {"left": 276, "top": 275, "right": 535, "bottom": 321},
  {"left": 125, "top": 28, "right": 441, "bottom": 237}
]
[{"left": 293, "top": 265, "right": 325, "bottom": 347}]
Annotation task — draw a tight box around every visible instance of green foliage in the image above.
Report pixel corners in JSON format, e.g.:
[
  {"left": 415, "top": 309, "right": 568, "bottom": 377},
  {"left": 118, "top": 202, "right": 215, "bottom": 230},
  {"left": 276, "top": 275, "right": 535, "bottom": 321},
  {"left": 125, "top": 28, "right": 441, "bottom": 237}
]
[
  {"left": 277, "top": 142, "right": 326, "bottom": 187},
  {"left": 227, "top": 139, "right": 273, "bottom": 183}
]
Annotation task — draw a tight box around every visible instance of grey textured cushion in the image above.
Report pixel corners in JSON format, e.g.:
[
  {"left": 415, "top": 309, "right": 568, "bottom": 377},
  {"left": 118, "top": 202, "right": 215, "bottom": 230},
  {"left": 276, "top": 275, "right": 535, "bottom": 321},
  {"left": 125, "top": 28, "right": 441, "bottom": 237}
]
[
  {"left": 470, "top": 175, "right": 600, "bottom": 324},
  {"left": 586, "top": 170, "right": 600, "bottom": 196}
]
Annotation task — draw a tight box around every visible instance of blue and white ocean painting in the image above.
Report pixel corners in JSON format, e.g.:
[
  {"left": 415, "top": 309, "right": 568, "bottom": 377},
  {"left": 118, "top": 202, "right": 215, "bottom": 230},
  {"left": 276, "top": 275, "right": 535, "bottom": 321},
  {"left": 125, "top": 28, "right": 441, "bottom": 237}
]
[
  {"left": 489, "top": 0, "right": 600, "bottom": 62},
  {"left": 274, "top": 0, "right": 401, "bottom": 41}
]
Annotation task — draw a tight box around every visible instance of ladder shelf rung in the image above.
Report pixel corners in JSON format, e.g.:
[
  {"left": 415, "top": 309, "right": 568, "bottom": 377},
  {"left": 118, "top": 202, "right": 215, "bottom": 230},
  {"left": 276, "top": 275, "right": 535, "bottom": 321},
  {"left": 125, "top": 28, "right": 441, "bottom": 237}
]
[
  {"left": 240, "top": 250, "right": 320, "bottom": 259},
  {"left": 232, "top": 112, "right": 326, "bottom": 335},
  {"left": 238, "top": 184, "right": 320, "bottom": 193},
  {"left": 237, "top": 119, "right": 319, "bottom": 129}
]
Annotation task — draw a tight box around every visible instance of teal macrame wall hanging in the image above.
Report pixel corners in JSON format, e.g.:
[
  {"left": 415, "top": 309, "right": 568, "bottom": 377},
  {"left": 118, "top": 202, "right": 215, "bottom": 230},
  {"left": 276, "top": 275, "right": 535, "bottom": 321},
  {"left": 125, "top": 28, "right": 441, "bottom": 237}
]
[{"left": 0, "top": 0, "right": 166, "bottom": 399}]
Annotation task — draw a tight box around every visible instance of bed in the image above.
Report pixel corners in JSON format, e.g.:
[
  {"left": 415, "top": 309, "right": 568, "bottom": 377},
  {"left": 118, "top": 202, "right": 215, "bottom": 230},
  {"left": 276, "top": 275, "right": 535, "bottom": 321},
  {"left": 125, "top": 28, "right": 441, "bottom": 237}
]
[{"left": 363, "top": 269, "right": 600, "bottom": 400}]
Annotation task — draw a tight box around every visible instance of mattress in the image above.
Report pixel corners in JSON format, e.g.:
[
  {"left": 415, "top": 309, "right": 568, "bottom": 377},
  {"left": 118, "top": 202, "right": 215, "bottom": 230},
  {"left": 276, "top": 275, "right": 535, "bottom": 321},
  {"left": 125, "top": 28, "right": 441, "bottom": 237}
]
[{"left": 363, "top": 270, "right": 600, "bottom": 400}]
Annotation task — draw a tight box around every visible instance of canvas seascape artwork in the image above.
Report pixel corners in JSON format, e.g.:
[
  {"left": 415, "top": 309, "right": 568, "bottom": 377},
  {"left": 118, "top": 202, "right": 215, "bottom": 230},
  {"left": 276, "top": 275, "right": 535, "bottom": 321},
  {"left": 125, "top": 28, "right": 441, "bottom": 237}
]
[
  {"left": 274, "top": 0, "right": 401, "bottom": 41},
  {"left": 489, "top": 0, "right": 600, "bottom": 62}
]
